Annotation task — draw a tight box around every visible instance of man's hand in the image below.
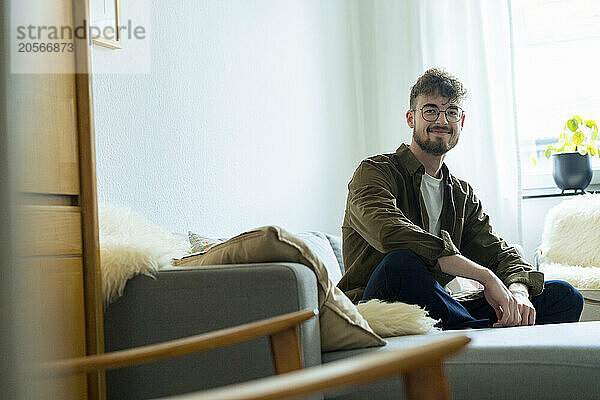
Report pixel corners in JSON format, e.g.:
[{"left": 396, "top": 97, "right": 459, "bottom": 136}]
[
  {"left": 509, "top": 283, "right": 536, "bottom": 326},
  {"left": 481, "top": 273, "right": 521, "bottom": 327},
  {"left": 437, "top": 255, "right": 535, "bottom": 327}
]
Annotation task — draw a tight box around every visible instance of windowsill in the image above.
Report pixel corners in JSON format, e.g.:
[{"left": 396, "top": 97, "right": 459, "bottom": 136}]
[
  {"left": 522, "top": 167, "right": 600, "bottom": 199},
  {"left": 522, "top": 188, "right": 600, "bottom": 199},
  {"left": 522, "top": 168, "right": 600, "bottom": 198}
]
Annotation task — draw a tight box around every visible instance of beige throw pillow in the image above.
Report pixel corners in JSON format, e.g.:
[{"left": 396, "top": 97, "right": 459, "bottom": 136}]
[{"left": 172, "top": 225, "right": 386, "bottom": 351}]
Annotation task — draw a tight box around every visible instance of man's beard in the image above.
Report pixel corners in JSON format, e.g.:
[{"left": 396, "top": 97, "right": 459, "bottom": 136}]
[{"left": 413, "top": 127, "right": 459, "bottom": 156}]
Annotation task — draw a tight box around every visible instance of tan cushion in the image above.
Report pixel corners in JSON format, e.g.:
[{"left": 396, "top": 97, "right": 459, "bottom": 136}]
[{"left": 172, "top": 225, "right": 385, "bottom": 351}]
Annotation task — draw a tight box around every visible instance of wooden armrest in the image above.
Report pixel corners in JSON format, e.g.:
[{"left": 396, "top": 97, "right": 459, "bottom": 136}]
[
  {"left": 162, "top": 335, "right": 471, "bottom": 400},
  {"left": 38, "top": 308, "right": 318, "bottom": 376}
]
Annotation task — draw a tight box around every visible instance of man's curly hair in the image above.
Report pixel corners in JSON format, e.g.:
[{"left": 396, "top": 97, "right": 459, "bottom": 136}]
[{"left": 409, "top": 68, "right": 467, "bottom": 109}]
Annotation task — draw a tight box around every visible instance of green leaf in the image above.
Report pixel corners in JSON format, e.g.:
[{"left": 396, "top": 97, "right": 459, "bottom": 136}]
[
  {"left": 573, "top": 131, "right": 585, "bottom": 145},
  {"left": 531, "top": 154, "right": 537, "bottom": 166},
  {"left": 587, "top": 144, "right": 597, "bottom": 156},
  {"left": 567, "top": 118, "right": 579, "bottom": 132},
  {"left": 574, "top": 115, "right": 583, "bottom": 124},
  {"left": 586, "top": 120, "right": 598, "bottom": 140},
  {"left": 545, "top": 146, "right": 554, "bottom": 158}
]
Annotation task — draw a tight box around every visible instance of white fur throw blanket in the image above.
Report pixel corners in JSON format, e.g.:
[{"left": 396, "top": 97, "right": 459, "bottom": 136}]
[
  {"left": 541, "top": 194, "right": 600, "bottom": 267},
  {"left": 99, "top": 204, "right": 438, "bottom": 336},
  {"left": 539, "top": 263, "right": 600, "bottom": 289},
  {"left": 539, "top": 194, "right": 600, "bottom": 289},
  {"left": 99, "top": 204, "right": 190, "bottom": 305}
]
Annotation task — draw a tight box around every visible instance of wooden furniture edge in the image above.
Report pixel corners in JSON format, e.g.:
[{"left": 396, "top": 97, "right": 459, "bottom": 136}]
[
  {"left": 38, "top": 308, "right": 318, "bottom": 376},
  {"left": 162, "top": 335, "right": 471, "bottom": 400},
  {"left": 72, "top": 0, "right": 105, "bottom": 398},
  {"left": 270, "top": 326, "right": 304, "bottom": 374}
]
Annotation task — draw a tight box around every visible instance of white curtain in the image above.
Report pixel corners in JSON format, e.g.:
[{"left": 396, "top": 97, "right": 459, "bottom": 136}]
[{"left": 350, "top": 0, "right": 522, "bottom": 245}]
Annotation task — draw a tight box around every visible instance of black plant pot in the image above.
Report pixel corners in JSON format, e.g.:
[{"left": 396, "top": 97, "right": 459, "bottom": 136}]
[{"left": 552, "top": 152, "right": 592, "bottom": 193}]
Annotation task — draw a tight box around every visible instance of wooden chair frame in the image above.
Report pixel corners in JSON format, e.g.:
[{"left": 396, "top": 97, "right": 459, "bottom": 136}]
[{"left": 37, "top": 308, "right": 470, "bottom": 400}]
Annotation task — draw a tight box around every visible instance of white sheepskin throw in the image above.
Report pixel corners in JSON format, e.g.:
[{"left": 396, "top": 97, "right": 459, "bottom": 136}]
[
  {"left": 357, "top": 300, "right": 439, "bottom": 337},
  {"left": 540, "top": 263, "right": 600, "bottom": 290},
  {"left": 541, "top": 194, "right": 600, "bottom": 267},
  {"left": 99, "top": 204, "right": 190, "bottom": 305}
]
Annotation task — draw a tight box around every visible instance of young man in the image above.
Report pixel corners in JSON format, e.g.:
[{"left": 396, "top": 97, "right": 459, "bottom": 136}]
[{"left": 338, "top": 68, "right": 583, "bottom": 329}]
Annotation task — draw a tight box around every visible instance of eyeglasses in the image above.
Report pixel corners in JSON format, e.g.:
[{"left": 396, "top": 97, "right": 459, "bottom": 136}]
[{"left": 411, "top": 105, "right": 464, "bottom": 123}]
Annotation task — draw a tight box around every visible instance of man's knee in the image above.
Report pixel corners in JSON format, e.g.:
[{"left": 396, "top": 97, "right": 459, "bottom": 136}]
[
  {"left": 545, "top": 280, "right": 584, "bottom": 315},
  {"left": 367, "top": 249, "right": 438, "bottom": 304},
  {"left": 364, "top": 250, "right": 425, "bottom": 301},
  {"left": 382, "top": 249, "right": 427, "bottom": 267},
  {"left": 380, "top": 250, "right": 432, "bottom": 280}
]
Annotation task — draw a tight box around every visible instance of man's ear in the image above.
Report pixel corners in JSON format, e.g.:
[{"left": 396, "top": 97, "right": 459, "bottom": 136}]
[
  {"left": 406, "top": 110, "right": 414, "bottom": 128},
  {"left": 460, "top": 113, "right": 466, "bottom": 129}
]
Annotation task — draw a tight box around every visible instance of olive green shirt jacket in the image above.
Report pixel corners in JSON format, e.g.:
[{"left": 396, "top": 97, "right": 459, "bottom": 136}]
[{"left": 338, "top": 144, "right": 544, "bottom": 303}]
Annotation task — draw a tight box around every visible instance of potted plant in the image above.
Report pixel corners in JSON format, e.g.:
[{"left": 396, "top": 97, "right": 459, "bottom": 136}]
[{"left": 544, "top": 115, "right": 598, "bottom": 193}]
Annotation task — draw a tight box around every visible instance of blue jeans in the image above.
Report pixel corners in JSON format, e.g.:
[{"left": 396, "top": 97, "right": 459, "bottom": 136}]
[{"left": 362, "top": 250, "right": 584, "bottom": 330}]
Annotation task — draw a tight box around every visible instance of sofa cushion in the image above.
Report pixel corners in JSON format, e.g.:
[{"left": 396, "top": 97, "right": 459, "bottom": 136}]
[
  {"left": 172, "top": 225, "right": 386, "bottom": 351},
  {"left": 322, "top": 321, "right": 600, "bottom": 400},
  {"left": 188, "top": 231, "right": 225, "bottom": 253},
  {"left": 187, "top": 230, "right": 344, "bottom": 286}
]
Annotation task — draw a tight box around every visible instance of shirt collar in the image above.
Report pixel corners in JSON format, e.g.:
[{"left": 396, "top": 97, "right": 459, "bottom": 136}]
[{"left": 395, "top": 143, "right": 453, "bottom": 185}]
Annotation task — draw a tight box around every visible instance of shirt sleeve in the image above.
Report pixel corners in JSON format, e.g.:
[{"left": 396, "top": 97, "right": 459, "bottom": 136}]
[
  {"left": 346, "top": 160, "right": 460, "bottom": 272},
  {"left": 460, "top": 184, "right": 545, "bottom": 297}
]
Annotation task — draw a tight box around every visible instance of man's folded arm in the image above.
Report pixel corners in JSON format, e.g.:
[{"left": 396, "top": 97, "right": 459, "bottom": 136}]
[{"left": 460, "top": 184, "right": 544, "bottom": 297}]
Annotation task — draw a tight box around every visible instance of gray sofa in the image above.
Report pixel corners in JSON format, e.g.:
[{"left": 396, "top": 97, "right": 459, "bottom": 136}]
[{"left": 104, "top": 236, "right": 600, "bottom": 399}]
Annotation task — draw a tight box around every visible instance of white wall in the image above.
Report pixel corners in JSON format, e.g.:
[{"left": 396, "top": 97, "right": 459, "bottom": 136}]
[
  {"left": 93, "top": 0, "right": 547, "bottom": 249},
  {"left": 92, "top": 0, "right": 363, "bottom": 237}
]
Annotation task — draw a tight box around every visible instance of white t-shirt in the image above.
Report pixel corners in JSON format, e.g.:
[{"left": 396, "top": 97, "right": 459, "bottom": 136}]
[
  {"left": 421, "top": 171, "right": 484, "bottom": 294},
  {"left": 420, "top": 172, "right": 444, "bottom": 237}
]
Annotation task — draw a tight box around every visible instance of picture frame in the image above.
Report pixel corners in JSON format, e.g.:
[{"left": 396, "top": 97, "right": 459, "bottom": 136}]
[{"left": 91, "top": 0, "right": 122, "bottom": 49}]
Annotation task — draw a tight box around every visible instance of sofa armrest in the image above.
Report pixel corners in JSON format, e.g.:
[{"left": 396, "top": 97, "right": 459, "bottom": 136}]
[{"left": 103, "top": 262, "right": 321, "bottom": 400}]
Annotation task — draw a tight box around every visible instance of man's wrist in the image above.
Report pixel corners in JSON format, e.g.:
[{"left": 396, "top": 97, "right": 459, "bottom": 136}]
[
  {"left": 474, "top": 268, "right": 495, "bottom": 287},
  {"left": 509, "top": 282, "right": 529, "bottom": 294}
]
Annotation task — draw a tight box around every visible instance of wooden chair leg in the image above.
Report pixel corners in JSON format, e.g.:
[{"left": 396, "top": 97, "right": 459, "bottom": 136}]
[
  {"left": 404, "top": 362, "right": 451, "bottom": 400},
  {"left": 269, "top": 326, "right": 303, "bottom": 374},
  {"left": 269, "top": 326, "right": 307, "bottom": 400}
]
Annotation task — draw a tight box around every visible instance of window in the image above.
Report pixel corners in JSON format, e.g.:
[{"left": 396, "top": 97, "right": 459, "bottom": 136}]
[{"left": 511, "top": 0, "right": 600, "bottom": 189}]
